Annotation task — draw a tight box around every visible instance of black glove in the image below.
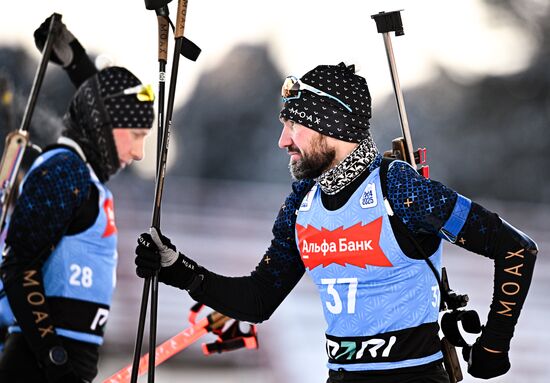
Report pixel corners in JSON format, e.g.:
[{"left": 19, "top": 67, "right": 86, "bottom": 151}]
[
  {"left": 462, "top": 341, "right": 511, "bottom": 379},
  {"left": 42, "top": 345, "right": 86, "bottom": 383},
  {"left": 135, "top": 233, "right": 161, "bottom": 278},
  {"left": 34, "top": 14, "right": 97, "bottom": 87},
  {"left": 50, "top": 369, "right": 85, "bottom": 383},
  {"left": 34, "top": 14, "right": 83, "bottom": 68},
  {"left": 135, "top": 228, "right": 201, "bottom": 290}
]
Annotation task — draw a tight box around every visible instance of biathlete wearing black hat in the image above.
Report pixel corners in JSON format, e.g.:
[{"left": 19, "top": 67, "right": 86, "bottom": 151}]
[
  {"left": 134, "top": 63, "right": 537, "bottom": 382},
  {"left": 0, "top": 35, "right": 154, "bottom": 382},
  {"left": 280, "top": 63, "right": 371, "bottom": 142}
]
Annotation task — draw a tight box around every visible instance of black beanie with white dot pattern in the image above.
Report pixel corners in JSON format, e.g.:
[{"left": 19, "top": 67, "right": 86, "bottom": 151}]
[
  {"left": 280, "top": 62, "right": 371, "bottom": 143},
  {"left": 98, "top": 66, "right": 154, "bottom": 129},
  {"left": 62, "top": 66, "right": 154, "bottom": 182}
]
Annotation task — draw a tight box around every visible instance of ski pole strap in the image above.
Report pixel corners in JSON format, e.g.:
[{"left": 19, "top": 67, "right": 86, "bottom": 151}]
[
  {"left": 378, "top": 158, "right": 471, "bottom": 312},
  {"left": 180, "top": 37, "right": 201, "bottom": 61},
  {"left": 438, "top": 195, "right": 471, "bottom": 244}
]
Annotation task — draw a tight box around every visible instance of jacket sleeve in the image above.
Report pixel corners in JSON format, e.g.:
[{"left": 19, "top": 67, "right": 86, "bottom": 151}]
[
  {"left": 453, "top": 203, "right": 537, "bottom": 351},
  {"left": 65, "top": 44, "right": 97, "bottom": 87},
  {"left": 189, "top": 179, "right": 316, "bottom": 323},
  {"left": 0, "top": 151, "right": 91, "bottom": 380},
  {"left": 386, "top": 160, "right": 537, "bottom": 352}
]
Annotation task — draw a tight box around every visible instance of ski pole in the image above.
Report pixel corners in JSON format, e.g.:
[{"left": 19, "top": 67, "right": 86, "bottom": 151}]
[
  {"left": 130, "top": 1, "right": 191, "bottom": 382},
  {"left": 129, "top": 3, "right": 200, "bottom": 380},
  {"left": 150, "top": 4, "right": 191, "bottom": 379},
  {"left": 0, "top": 13, "right": 60, "bottom": 231},
  {"left": 148, "top": 0, "right": 191, "bottom": 383},
  {"left": 148, "top": 6, "right": 169, "bottom": 382},
  {"left": 148, "top": 2, "right": 191, "bottom": 375},
  {"left": 127, "top": 3, "right": 170, "bottom": 383}
]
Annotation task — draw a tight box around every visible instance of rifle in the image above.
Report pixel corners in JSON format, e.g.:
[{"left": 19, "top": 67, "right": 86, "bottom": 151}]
[
  {"left": 0, "top": 14, "right": 61, "bottom": 232},
  {"left": 371, "top": 10, "right": 429, "bottom": 178},
  {"left": 371, "top": 10, "right": 481, "bottom": 383}
]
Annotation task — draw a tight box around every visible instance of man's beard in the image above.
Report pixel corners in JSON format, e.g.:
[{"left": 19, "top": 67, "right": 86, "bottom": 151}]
[{"left": 289, "top": 136, "right": 336, "bottom": 180}]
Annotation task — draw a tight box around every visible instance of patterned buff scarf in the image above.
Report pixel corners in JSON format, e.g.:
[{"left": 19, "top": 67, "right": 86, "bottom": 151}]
[
  {"left": 317, "top": 135, "right": 379, "bottom": 195},
  {"left": 63, "top": 76, "right": 118, "bottom": 182}
]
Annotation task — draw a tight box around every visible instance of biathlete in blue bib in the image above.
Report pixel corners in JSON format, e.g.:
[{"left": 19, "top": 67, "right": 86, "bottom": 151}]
[
  {"left": 0, "top": 16, "right": 154, "bottom": 383},
  {"left": 134, "top": 62, "right": 537, "bottom": 383}
]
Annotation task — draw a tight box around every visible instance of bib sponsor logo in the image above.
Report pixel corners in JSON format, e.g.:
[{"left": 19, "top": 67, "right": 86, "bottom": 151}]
[
  {"left": 327, "top": 336, "right": 397, "bottom": 361},
  {"left": 102, "top": 198, "right": 117, "bottom": 238},
  {"left": 299, "top": 185, "right": 317, "bottom": 212},
  {"left": 296, "top": 217, "right": 391, "bottom": 270},
  {"left": 360, "top": 182, "right": 377, "bottom": 209}
]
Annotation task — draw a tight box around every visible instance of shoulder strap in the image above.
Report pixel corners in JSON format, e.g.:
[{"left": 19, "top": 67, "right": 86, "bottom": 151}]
[
  {"left": 378, "top": 157, "right": 445, "bottom": 303},
  {"left": 380, "top": 158, "right": 476, "bottom": 347},
  {"left": 378, "top": 157, "right": 394, "bottom": 199}
]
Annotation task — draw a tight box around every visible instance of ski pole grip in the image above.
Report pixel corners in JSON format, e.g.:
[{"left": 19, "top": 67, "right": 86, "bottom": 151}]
[
  {"left": 371, "top": 10, "right": 404, "bottom": 36},
  {"left": 157, "top": 15, "right": 169, "bottom": 62},
  {"left": 145, "top": 0, "right": 172, "bottom": 10},
  {"left": 174, "top": 0, "right": 188, "bottom": 38}
]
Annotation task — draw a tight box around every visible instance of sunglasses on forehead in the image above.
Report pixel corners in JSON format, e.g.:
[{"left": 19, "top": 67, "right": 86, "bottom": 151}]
[
  {"left": 104, "top": 84, "right": 155, "bottom": 102},
  {"left": 281, "top": 75, "right": 352, "bottom": 113}
]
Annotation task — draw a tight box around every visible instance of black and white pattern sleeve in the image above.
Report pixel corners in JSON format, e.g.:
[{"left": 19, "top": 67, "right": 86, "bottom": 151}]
[{"left": 384, "top": 160, "right": 537, "bottom": 352}]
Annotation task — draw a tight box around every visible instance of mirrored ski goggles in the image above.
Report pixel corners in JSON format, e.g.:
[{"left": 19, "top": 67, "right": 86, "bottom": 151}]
[
  {"left": 281, "top": 76, "right": 352, "bottom": 113},
  {"left": 104, "top": 84, "right": 155, "bottom": 102}
]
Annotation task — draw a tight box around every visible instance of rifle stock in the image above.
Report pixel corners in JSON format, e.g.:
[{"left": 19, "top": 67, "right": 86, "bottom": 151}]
[
  {"left": 372, "top": 11, "right": 429, "bottom": 178},
  {"left": 373, "top": 10, "right": 461, "bottom": 381},
  {"left": 0, "top": 131, "right": 28, "bottom": 230}
]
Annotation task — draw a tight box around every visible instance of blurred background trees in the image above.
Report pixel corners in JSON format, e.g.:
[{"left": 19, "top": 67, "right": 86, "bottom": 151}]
[{"left": 2, "top": 0, "right": 549, "bottom": 201}]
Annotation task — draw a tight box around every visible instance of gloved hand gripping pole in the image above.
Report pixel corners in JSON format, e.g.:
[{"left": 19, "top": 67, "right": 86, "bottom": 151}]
[{"left": 130, "top": 1, "right": 188, "bottom": 382}]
